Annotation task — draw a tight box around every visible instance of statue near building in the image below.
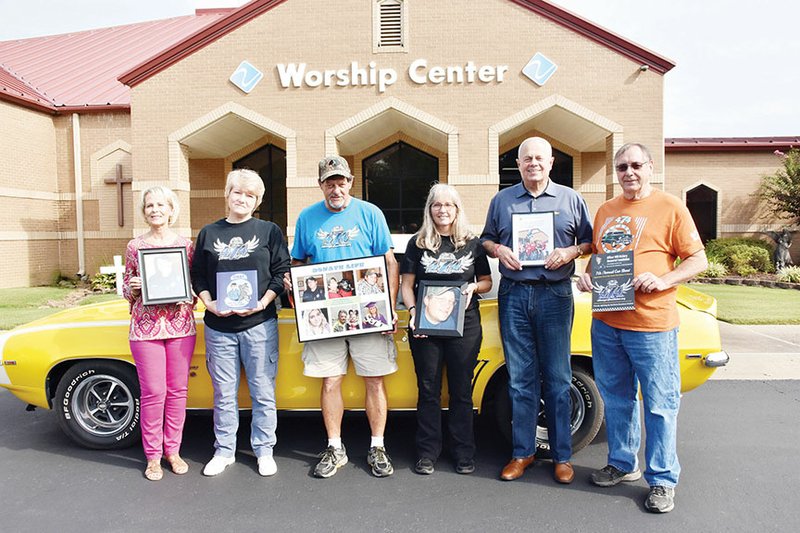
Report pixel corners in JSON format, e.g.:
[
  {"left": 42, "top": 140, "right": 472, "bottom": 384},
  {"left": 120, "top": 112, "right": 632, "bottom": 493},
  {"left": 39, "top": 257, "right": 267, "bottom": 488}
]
[{"left": 763, "top": 228, "right": 796, "bottom": 270}]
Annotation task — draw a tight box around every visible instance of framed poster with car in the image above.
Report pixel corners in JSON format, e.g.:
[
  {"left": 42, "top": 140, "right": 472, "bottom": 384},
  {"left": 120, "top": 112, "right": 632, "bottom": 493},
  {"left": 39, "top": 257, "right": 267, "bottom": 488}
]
[
  {"left": 290, "top": 255, "right": 393, "bottom": 342},
  {"left": 512, "top": 211, "right": 555, "bottom": 266},
  {"left": 414, "top": 280, "right": 467, "bottom": 337},
  {"left": 138, "top": 247, "right": 192, "bottom": 305}
]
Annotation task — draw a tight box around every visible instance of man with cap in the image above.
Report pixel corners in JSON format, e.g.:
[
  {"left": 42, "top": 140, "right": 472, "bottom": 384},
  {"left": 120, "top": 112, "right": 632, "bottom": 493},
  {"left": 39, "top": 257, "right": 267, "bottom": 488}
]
[{"left": 287, "top": 155, "right": 399, "bottom": 478}]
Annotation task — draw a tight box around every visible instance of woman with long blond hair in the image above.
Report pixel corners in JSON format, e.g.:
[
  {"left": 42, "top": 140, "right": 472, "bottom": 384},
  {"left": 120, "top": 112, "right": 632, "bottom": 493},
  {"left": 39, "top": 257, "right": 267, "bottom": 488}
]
[{"left": 400, "top": 183, "right": 492, "bottom": 475}]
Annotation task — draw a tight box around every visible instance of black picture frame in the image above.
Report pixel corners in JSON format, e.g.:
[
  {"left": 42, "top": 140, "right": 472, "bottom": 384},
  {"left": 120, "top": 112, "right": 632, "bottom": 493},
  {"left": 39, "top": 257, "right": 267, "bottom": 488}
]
[
  {"left": 138, "top": 246, "right": 192, "bottom": 305},
  {"left": 414, "top": 280, "right": 467, "bottom": 337},
  {"left": 289, "top": 255, "right": 393, "bottom": 342}
]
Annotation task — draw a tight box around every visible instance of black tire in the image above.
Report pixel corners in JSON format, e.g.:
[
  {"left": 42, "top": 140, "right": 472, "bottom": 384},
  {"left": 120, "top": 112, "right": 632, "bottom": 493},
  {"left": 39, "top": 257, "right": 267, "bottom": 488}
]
[
  {"left": 491, "top": 364, "right": 604, "bottom": 455},
  {"left": 54, "top": 361, "right": 141, "bottom": 449}
]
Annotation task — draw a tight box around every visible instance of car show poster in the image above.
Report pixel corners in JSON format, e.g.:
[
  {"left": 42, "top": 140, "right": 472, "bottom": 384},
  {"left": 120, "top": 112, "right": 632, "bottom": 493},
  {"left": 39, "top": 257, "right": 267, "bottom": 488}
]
[
  {"left": 290, "top": 255, "right": 393, "bottom": 343},
  {"left": 511, "top": 211, "right": 555, "bottom": 266},
  {"left": 216, "top": 270, "right": 258, "bottom": 312},
  {"left": 590, "top": 251, "right": 635, "bottom": 312}
]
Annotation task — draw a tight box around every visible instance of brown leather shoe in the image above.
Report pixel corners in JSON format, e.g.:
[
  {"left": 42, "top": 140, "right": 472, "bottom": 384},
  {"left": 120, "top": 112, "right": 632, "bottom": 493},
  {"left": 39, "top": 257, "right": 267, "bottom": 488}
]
[
  {"left": 554, "top": 462, "right": 575, "bottom": 484},
  {"left": 500, "top": 456, "right": 535, "bottom": 481}
]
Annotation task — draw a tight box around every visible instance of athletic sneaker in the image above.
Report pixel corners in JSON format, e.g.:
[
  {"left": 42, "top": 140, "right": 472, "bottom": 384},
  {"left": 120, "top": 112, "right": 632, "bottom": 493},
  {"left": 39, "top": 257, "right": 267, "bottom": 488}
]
[
  {"left": 590, "top": 464, "right": 642, "bottom": 487},
  {"left": 455, "top": 458, "right": 476, "bottom": 475},
  {"left": 367, "top": 446, "right": 394, "bottom": 477},
  {"left": 258, "top": 456, "right": 277, "bottom": 477},
  {"left": 414, "top": 458, "right": 435, "bottom": 475},
  {"left": 644, "top": 486, "right": 675, "bottom": 513},
  {"left": 314, "top": 445, "right": 348, "bottom": 478},
  {"left": 203, "top": 455, "right": 235, "bottom": 477}
]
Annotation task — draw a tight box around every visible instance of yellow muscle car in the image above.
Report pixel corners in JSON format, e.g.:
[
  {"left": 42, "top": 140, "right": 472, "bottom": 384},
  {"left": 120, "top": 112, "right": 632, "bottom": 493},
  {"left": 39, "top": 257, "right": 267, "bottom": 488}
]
[{"left": 0, "top": 280, "right": 728, "bottom": 452}]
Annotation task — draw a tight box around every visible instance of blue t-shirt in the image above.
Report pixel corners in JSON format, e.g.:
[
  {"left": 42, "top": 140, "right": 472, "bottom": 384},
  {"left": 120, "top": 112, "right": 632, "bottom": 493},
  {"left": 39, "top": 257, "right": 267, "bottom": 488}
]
[
  {"left": 481, "top": 181, "right": 593, "bottom": 282},
  {"left": 292, "top": 198, "right": 393, "bottom": 263}
]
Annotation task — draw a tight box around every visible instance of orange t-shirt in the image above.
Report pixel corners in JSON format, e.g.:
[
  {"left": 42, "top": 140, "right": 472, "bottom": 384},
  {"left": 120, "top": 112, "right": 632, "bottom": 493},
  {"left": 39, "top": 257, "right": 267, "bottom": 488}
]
[{"left": 591, "top": 189, "right": 704, "bottom": 332}]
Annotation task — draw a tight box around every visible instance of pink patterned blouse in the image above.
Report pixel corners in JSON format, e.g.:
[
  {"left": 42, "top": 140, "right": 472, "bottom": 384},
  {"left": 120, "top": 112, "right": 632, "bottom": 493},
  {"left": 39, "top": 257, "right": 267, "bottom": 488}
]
[{"left": 123, "top": 234, "right": 197, "bottom": 341}]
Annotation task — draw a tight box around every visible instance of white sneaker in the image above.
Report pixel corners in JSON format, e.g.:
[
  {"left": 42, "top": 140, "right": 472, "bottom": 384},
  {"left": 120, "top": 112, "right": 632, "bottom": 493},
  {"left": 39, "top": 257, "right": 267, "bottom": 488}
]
[
  {"left": 258, "top": 456, "right": 277, "bottom": 477},
  {"left": 203, "top": 455, "right": 235, "bottom": 476}
]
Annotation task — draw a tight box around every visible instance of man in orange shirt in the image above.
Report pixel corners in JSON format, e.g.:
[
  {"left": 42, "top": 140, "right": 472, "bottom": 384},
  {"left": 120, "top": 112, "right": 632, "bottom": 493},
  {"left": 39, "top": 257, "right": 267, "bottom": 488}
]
[{"left": 576, "top": 142, "right": 707, "bottom": 514}]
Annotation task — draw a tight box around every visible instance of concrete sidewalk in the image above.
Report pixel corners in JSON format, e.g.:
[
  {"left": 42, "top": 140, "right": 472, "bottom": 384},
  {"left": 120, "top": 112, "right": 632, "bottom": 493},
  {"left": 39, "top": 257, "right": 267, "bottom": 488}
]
[{"left": 710, "top": 322, "right": 800, "bottom": 380}]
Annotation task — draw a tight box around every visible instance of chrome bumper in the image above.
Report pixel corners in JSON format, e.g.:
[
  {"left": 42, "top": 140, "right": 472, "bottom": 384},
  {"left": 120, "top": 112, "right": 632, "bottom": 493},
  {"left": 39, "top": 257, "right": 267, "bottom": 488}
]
[{"left": 704, "top": 351, "right": 730, "bottom": 367}]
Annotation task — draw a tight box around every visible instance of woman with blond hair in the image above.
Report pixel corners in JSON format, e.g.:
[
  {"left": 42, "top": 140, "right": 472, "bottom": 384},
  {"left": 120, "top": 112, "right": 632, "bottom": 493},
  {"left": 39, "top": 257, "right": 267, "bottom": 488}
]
[
  {"left": 191, "top": 169, "right": 290, "bottom": 478},
  {"left": 401, "top": 183, "right": 492, "bottom": 475},
  {"left": 123, "top": 186, "right": 196, "bottom": 481}
]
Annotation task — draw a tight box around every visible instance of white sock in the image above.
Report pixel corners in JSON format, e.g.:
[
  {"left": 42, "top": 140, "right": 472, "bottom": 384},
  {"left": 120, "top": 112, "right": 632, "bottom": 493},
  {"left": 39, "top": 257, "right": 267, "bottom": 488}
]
[
  {"left": 328, "top": 437, "right": 342, "bottom": 449},
  {"left": 370, "top": 436, "right": 384, "bottom": 448}
]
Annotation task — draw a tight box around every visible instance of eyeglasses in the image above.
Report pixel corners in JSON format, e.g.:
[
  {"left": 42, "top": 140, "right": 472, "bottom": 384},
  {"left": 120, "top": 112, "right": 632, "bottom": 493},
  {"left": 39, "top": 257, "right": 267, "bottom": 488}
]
[
  {"left": 615, "top": 161, "right": 649, "bottom": 172},
  {"left": 431, "top": 202, "right": 457, "bottom": 210}
]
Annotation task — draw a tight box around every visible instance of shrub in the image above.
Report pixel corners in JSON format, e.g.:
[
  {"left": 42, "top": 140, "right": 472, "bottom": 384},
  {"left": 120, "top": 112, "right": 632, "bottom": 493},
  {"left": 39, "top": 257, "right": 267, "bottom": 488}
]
[
  {"left": 696, "top": 261, "right": 728, "bottom": 278},
  {"left": 777, "top": 266, "right": 800, "bottom": 283},
  {"left": 704, "top": 237, "right": 772, "bottom": 264},
  {"left": 90, "top": 273, "right": 117, "bottom": 293},
  {"left": 725, "top": 244, "right": 774, "bottom": 276}
]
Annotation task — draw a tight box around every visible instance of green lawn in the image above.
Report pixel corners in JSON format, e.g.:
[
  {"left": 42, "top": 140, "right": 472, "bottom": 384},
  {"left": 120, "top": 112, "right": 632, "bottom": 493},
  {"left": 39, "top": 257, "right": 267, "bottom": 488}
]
[
  {"left": 0, "top": 288, "right": 120, "bottom": 330},
  {"left": 687, "top": 283, "right": 800, "bottom": 325}
]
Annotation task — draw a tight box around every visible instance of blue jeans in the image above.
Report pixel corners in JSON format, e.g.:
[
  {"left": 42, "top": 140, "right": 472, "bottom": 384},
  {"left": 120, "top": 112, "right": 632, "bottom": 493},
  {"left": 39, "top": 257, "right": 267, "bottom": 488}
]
[
  {"left": 498, "top": 278, "right": 574, "bottom": 462},
  {"left": 591, "top": 318, "right": 681, "bottom": 488},
  {"left": 205, "top": 319, "right": 279, "bottom": 459}
]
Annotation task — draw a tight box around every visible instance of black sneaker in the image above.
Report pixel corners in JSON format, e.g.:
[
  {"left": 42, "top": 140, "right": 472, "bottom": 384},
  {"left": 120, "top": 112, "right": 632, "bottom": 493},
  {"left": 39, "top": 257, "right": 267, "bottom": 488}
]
[
  {"left": 645, "top": 485, "right": 675, "bottom": 513},
  {"left": 414, "top": 458, "right": 435, "bottom": 475},
  {"left": 367, "top": 446, "right": 394, "bottom": 477},
  {"left": 455, "top": 458, "right": 475, "bottom": 475},
  {"left": 313, "top": 445, "right": 348, "bottom": 478},
  {"left": 591, "top": 464, "right": 642, "bottom": 487}
]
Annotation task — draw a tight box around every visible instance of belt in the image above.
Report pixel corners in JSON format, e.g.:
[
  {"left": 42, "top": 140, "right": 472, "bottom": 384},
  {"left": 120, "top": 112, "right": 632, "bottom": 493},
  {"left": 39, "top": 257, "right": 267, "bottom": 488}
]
[{"left": 514, "top": 278, "right": 568, "bottom": 286}]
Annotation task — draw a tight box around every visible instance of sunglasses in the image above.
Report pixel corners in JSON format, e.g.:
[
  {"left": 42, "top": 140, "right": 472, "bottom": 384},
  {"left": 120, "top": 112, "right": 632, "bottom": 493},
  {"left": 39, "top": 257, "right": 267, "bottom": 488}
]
[{"left": 615, "top": 161, "right": 649, "bottom": 172}]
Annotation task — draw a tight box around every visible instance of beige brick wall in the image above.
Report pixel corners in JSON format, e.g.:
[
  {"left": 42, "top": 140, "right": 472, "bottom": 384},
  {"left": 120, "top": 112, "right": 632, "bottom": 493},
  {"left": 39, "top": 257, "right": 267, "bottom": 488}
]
[{"left": 130, "top": 0, "right": 666, "bottom": 239}]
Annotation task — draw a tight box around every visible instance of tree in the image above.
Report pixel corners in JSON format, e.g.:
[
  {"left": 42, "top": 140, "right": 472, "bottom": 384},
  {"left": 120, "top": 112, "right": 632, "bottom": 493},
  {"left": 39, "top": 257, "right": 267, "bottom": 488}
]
[{"left": 757, "top": 148, "right": 800, "bottom": 224}]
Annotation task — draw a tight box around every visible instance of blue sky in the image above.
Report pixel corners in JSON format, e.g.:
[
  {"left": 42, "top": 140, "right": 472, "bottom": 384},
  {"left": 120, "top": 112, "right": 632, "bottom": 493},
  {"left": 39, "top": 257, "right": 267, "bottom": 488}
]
[{"left": 1, "top": 0, "right": 797, "bottom": 138}]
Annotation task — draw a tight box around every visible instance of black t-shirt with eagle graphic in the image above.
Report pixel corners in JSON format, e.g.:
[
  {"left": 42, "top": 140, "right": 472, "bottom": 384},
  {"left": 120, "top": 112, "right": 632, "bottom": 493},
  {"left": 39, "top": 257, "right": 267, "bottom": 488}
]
[
  {"left": 401, "top": 235, "right": 491, "bottom": 311},
  {"left": 192, "top": 217, "right": 290, "bottom": 333}
]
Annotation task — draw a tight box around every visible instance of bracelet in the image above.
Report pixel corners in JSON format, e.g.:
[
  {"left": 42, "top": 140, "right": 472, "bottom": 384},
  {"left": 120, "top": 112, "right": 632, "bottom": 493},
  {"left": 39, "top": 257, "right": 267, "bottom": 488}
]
[
  {"left": 493, "top": 243, "right": 502, "bottom": 258},
  {"left": 408, "top": 305, "right": 416, "bottom": 312}
]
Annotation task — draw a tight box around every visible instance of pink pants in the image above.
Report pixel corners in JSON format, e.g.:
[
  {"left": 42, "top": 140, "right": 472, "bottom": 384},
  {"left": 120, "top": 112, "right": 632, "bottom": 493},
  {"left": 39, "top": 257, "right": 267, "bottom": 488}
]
[{"left": 130, "top": 336, "right": 196, "bottom": 459}]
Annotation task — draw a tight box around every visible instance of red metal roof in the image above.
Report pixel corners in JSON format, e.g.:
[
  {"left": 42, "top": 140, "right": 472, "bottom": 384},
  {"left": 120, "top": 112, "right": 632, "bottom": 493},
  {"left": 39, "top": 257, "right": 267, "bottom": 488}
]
[
  {"left": 1, "top": 0, "right": 678, "bottom": 114},
  {"left": 0, "top": 9, "right": 232, "bottom": 113},
  {"left": 665, "top": 137, "right": 800, "bottom": 152}
]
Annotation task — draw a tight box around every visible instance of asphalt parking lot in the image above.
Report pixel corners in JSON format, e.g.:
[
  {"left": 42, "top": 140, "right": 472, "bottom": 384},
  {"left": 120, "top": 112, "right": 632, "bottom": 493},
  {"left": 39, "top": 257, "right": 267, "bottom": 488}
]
[{"left": 1, "top": 322, "right": 799, "bottom": 532}]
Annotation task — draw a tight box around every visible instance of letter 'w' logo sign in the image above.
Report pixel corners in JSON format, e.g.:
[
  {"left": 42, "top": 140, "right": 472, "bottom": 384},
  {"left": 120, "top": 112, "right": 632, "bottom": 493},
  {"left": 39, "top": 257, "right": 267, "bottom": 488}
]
[{"left": 522, "top": 52, "right": 558, "bottom": 86}]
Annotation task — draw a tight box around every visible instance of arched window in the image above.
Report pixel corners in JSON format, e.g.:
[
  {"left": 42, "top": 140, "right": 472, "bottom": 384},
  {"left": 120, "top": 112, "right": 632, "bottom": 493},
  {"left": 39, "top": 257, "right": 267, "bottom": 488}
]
[
  {"left": 362, "top": 141, "right": 438, "bottom": 233},
  {"left": 499, "top": 145, "right": 573, "bottom": 190},
  {"left": 233, "top": 144, "right": 287, "bottom": 233},
  {"left": 686, "top": 184, "right": 718, "bottom": 243}
]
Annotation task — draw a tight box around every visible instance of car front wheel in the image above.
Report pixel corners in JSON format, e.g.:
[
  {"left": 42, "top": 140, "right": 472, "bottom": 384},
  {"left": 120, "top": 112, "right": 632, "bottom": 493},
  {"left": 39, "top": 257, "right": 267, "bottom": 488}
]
[{"left": 54, "top": 362, "right": 141, "bottom": 449}]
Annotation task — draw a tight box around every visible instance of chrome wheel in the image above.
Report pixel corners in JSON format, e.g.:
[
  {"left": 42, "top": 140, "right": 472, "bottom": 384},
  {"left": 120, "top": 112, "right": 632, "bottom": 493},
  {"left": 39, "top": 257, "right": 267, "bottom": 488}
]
[{"left": 71, "top": 374, "right": 136, "bottom": 437}]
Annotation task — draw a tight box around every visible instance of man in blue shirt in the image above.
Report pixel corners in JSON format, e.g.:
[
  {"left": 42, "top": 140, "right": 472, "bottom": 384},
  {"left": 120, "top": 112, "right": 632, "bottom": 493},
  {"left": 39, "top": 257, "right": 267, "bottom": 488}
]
[
  {"left": 288, "top": 155, "right": 399, "bottom": 479},
  {"left": 481, "top": 137, "right": 592, "bottom": 485}
]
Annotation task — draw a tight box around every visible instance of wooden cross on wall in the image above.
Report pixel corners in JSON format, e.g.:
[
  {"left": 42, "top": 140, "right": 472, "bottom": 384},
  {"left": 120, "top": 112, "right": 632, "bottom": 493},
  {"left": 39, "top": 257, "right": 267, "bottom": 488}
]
[{"left": 104, "top": 164, "right": 132, "bottom": 227}]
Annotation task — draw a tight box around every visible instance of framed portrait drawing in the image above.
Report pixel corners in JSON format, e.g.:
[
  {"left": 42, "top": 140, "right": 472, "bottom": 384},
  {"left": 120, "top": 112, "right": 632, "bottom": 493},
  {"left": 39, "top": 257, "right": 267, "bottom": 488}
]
[
  {"left": 414, "top": 280, "right": 467, "bottom": 337},
  {"left": 290, "top": 255, "right": 393, "bottom": 343},
  {"left": 138, "top": 247, "right": 192, "bottom": 306},
  {"left": 512, "top": 211, "right": 555, "bottom": 266},
  {"left": 216, "top": 270, "right": 258, "bottom": 313}
]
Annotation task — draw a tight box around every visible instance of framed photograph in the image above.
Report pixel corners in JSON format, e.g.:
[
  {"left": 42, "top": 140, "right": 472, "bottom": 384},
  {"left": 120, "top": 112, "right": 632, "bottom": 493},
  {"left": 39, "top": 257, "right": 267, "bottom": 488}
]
[
  {"left": 512, "top": 211, "right": 555, "bottom": 266},
  {"left": 216, "top": 270, "right": 258, "bottom": 313},
  {"left": 290, "top": 255, "right": 393, "bottom": 342},
  {"left": 138, "top": 247, "right": 192, "bottom": 306},
  {"left": 414, "top": 280, "right": 467, "bottom": 337}
]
